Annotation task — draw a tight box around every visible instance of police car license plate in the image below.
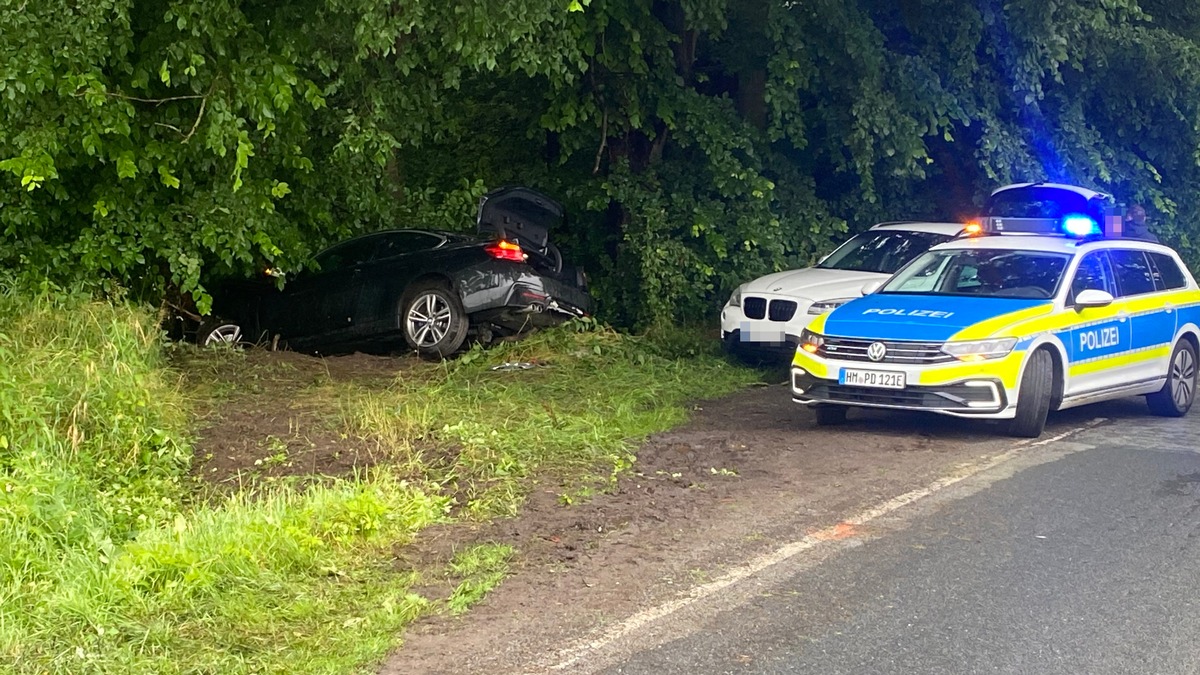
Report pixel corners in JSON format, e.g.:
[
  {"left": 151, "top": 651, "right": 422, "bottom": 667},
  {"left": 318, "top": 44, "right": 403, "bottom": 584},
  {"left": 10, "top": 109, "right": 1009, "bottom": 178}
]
[{"left": 839, "top": 368, "right": 906, "bottom": 389}]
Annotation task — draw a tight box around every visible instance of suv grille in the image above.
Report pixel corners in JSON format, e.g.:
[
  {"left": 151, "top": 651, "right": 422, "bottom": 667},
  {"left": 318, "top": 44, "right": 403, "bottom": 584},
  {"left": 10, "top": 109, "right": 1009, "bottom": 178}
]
[
  {"left": 743, "top": 297, "right": 767, "bottom": 320},
  {"left": 768, "top": 300, "right": 798, "bottom": 322},
  {"left": 819, "top": 337, "right": 954, "bottom": 364},
  {"left": 743, "top": 297, "right": 798, "bottom": 322}
]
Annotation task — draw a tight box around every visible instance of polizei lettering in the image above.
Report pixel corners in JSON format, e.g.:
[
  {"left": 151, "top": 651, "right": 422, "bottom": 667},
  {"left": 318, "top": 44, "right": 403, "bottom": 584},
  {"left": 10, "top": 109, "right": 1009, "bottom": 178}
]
[
  {"left": 861, "top": 308, "right": 955, "bottom": 319},
  {"left": 1079, "top": 326, "right": 1120, "bottom": 351}
]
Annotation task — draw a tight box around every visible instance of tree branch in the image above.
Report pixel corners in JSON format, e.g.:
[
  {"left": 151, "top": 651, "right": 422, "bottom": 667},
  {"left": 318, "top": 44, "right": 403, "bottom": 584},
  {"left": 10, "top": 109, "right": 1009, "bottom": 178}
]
[
  {"left": 146, "top": 85, "right": 212, "bottom": 143},
  {"left": 593, "top": 108, "right": 608, "bottom": 175},
  {"left": 181, "top": 93, "right": 208, "bottom": 143},
  {"left": 96, "top": 91, "right": 207, "bottom": 105}
]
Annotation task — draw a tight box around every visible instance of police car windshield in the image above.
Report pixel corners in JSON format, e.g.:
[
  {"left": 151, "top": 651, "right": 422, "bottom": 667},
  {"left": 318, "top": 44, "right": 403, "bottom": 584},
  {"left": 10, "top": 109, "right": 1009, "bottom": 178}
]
[
  {"left": 817, "top": 230, "right": 953, "bottom": 274},
  {"left": 881, "top": 249, "right": 1071, "bottom": 299}
]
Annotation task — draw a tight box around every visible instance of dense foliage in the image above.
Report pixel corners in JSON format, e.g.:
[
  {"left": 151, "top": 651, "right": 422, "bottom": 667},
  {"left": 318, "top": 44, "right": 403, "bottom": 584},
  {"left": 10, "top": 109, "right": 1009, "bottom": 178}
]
[{"left": 3, "top": 0, "right": 1200, "bottom": 325}]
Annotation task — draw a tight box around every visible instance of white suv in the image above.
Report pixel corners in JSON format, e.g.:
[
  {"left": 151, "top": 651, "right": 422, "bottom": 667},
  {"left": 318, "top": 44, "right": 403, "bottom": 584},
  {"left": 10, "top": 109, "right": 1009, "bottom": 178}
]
[{"left": 721, "top": 221, "right": 967, "bottom": 360}]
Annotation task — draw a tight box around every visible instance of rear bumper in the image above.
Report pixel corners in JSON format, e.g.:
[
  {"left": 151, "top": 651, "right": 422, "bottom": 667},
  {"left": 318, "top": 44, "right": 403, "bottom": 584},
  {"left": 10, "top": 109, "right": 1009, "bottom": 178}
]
[{"left": 466, "top": 274, "right": 590, "bottom": 332}]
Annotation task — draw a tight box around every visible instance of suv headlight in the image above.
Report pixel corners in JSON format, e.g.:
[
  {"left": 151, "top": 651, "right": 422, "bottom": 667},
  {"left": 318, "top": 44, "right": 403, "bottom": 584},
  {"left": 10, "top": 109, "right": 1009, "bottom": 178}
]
[
  {"left": 807, "top": 298, "right": 853, "bottom": 315},
  {"left": 800, "top": 328, "right": 825, "bottom": 354},
  {"left": 727, "top": 285, "right": 745, "bottom": 308},
  {"left": 941, "top": 337, "right": 1018, "bottom": 362}
]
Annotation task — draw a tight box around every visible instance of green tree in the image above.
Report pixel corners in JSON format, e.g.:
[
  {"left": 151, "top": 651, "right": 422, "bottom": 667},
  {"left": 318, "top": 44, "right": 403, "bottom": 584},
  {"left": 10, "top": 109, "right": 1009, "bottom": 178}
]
[{"left": 3, "top": 0, "right": 1200, "bottom": 325}]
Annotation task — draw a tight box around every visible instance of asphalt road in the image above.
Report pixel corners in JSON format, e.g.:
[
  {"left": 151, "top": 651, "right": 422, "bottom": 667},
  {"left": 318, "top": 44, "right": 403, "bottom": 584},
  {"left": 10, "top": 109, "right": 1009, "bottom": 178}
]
[{"left": 602, "top": 403, "right": 1200, "bottom": 675}]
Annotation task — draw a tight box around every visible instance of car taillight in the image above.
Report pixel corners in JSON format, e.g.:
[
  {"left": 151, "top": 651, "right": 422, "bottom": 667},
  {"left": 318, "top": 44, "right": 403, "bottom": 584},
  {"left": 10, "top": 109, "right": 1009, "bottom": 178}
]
[{"left": 485, "top": 239, "right": 527, "bottom": 262}]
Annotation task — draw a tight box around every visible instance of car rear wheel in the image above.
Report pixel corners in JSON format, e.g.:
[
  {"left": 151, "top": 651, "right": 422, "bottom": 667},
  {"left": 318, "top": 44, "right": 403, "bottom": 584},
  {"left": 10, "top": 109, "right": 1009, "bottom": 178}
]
[
  {"left": 197, "top": 319, "right": 244, "bottom": 347},
  {"left": 1147, "top": 340, "right": 1197, "bottom": 417},
  {"left": 401, "top": 281, "right": 469, "bottom": 358},
  {"left": 1008, "top": 348, "right": 1054, "bottom": 438},
  {"left": 814, "top": 404, "right": 848, "bottom": 426}
]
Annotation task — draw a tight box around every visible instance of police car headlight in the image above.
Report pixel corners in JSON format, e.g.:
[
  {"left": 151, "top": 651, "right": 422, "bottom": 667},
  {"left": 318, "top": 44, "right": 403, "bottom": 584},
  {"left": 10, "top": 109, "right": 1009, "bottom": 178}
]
[
  {"left": 941, "top": 338, "right": 1018, "bottom": 362},
  {"left": 807, "top": 298, "right": 854, "bottom": 315},
  {"left": 800, "top": 329, "right": 825, "bottom": 354},
  {"left": 727, "top": 285, "right": 745, "bottom": 308}
]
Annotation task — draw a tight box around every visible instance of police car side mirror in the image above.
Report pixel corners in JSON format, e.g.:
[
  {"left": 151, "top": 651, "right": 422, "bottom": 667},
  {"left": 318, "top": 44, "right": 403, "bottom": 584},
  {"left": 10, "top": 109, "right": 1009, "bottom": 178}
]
[
  {"left": 861, "top": 281, "right": 883, "bottom": 296},
  {"left": 1074, "top": 289, "right": 1114, "bottom": 309}
]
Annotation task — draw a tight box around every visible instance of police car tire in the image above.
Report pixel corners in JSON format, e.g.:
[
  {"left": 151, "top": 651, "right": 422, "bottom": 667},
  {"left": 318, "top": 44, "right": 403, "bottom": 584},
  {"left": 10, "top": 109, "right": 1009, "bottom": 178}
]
[
  {"left": 1147, "top": 340, "right": 1197, "bottom": 417},
  {"left": 814, "top": 404, "right": 848, "bottom": 426},
  {"left": 1009, "top": 349, "right": 1054, "bottom": 438}
]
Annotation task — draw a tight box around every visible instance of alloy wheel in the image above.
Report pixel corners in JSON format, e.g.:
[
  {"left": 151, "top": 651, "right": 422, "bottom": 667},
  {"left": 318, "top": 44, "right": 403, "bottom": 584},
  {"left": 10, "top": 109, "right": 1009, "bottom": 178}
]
[
  {"left": 406, "top": 292, "right": 453, "bottom": 348},
  {"left": 204, "top": 324, "right": 243, "bottom": 346},
  {"left": 1172, "top": 348, "right": 1196, "bottom": 409}
]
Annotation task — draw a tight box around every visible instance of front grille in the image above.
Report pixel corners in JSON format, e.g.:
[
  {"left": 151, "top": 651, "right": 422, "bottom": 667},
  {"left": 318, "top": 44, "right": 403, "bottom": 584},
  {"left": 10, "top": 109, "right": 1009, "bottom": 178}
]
[
  {"left": 743, "top": 297, "right": 767, "bottom": 320},
  {"left": 819, "top": 337, "right": 954, "bottom": 364},
  {"left": 768, "top": 300, "right": 798, "bottom": 321},
  {"left": 803, "top": 382, "right": 1001, "bottom": 411}
]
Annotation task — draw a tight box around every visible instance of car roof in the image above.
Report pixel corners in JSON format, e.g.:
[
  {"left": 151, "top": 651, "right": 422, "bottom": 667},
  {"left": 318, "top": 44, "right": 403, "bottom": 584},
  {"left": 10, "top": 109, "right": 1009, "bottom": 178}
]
[
  {"left": 930, "top": 234, "right": 1181, "bottom": 256},
  {"left": 868, "top": 221, "right": 968, "bottom": 236}
]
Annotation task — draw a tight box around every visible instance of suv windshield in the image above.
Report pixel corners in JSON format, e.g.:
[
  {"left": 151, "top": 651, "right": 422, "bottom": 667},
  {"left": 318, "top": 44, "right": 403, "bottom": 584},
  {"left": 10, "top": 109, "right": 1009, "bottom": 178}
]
[
  {"left": 818, "top": 230, "right": 953, "bottom": 274},
  {"left": 882, "top": 249, "right": 1071, "bottom": 299}
]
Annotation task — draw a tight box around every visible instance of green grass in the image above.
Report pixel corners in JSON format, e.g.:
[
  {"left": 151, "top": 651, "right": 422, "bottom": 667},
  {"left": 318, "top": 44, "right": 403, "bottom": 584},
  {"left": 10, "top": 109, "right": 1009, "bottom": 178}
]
[
  {"left": 0, "top": 286, "right": 758, "bottom": 673},
  {"left": 445, "top": 544, "right": 515, "bottom": 614},
  {"left": 342, "top": 321, "right": 755, "bottom": 518}
]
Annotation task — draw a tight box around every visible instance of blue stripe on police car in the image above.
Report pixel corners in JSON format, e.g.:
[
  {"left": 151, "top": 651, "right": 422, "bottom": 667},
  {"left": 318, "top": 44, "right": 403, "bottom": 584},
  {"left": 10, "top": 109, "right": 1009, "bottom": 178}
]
[{"left": 824, "top": 294, "right": 1050, "bottom": 341}]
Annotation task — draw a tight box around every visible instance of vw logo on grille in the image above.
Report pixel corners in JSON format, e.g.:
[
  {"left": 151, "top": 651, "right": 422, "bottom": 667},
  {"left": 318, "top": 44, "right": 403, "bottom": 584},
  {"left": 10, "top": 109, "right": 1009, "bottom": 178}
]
[{"left": 867, "top": 341, "right": 888, "bottom": 362}]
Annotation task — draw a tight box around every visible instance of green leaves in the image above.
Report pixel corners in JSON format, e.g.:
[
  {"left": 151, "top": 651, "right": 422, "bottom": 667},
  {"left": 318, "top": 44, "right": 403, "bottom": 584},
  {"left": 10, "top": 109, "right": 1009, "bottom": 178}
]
[{"left": 1, "top": 0, "right": 1199, "bottom": 325}]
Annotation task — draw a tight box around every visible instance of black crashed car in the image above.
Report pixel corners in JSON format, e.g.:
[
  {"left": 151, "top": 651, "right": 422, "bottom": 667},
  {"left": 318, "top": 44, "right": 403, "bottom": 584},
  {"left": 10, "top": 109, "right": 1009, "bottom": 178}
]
[{"left": 196, "top": 187, "right": 592, "bottom": 356}]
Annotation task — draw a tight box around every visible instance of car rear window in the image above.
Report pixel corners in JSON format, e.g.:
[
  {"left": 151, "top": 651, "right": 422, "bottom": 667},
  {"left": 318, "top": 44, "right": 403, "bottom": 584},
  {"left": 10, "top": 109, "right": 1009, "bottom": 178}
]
[
  {"left": 1109, "top": 249, "right": 1158, "bottom": 296},
  {"left": 985, "top": 186, "right": 1091, "bottom": 219},
  {"left": 373, "top": 231, "right": 444, "bottom": 260},
  {"left": 1148, "top": 252, "right": 1189, "bottom": 290}
]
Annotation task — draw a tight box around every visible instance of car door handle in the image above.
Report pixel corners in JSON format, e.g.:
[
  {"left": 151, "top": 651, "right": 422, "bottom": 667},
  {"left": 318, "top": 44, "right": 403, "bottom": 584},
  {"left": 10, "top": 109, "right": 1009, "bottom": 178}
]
[
  {"left": 1117, "top": 310, "right": 1129, "bottom": 322},
  {"left": 1165, "top": 302, "right": 1175, "bottom": 314}
]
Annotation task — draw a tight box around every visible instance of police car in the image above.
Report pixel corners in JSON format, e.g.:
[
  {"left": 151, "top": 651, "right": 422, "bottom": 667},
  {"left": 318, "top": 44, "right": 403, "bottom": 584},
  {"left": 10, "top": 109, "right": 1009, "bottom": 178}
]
[{"left": 791, "top": 184, "right": 1199, "bottom": 438}]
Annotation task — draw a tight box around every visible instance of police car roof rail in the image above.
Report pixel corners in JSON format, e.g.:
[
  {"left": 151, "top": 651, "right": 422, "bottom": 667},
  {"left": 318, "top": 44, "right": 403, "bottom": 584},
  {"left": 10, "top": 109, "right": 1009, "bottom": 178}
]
[
  {"left": 869, "top": 220, "right": 920, "bottom": 228},
  {"left": 951, "top": 229, "right": 1157, "bottom": 246},
  {"left": 951, "top": 230, "right": 1071, "bottom": 240}
]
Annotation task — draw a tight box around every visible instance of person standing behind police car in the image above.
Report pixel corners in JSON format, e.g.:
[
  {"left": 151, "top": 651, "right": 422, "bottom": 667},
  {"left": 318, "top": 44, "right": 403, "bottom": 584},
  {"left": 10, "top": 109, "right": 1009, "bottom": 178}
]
[{"left": 1123, "top": 204, "right": 1159, "bottom": 242}]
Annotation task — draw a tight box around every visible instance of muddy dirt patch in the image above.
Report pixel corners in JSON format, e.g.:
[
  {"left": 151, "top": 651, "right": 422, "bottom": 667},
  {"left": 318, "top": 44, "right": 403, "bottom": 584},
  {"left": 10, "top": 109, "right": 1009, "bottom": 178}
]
[
  {"left": 381, "top": 385, "right": 1026, "bottom": 675},
  {"left": 185, "top": 349, "right": 418, "bottom": 486}
]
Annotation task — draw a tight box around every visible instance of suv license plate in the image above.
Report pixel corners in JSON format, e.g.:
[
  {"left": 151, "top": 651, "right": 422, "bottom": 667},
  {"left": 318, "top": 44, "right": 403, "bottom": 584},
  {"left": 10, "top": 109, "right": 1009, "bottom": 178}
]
[{"left": 839, "top": 368, "right": 906, "bottom": 389}]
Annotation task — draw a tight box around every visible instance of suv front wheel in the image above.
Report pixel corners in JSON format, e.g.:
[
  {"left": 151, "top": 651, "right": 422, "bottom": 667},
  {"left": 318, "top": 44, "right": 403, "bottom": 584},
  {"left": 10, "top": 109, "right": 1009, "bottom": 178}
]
[
  {"left": 1008, "top": 348, "right": 1054, "bottom": 438},
  {"left": 1147, "top": 340, "right": 1197, "bottom": 417}
]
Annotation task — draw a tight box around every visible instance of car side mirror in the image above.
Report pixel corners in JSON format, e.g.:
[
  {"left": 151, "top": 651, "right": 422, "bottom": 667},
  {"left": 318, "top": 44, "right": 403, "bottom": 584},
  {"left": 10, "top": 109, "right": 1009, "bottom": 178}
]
[
  {"left": 861, "top": 280, "right": 883, "bottom": 296},
  {"left": 1074, "top": 289, "right": 1114, "bottom": 309}
]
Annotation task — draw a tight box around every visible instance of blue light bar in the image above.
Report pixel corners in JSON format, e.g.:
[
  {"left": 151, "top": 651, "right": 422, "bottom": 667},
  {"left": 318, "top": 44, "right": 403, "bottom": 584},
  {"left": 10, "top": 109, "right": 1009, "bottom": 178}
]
[{"left": 1062, "top": 214, "right": 1100, "bottom": 237}]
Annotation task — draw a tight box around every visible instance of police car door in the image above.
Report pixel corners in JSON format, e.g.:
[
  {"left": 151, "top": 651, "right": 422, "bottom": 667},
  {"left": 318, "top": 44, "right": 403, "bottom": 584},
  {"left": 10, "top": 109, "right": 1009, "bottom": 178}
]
[
  {"left": 1111, "top": 249, "right": 1178, "bottom": 382},
  {"left": 1064, "top": 251, "right": 1132, "bottom": 395}
]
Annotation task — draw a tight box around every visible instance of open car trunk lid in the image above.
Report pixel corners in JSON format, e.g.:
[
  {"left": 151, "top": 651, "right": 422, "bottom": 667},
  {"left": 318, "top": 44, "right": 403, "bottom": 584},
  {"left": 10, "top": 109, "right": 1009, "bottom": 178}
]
[{"left": 476, "top": 186, "right": 563, "bottom": 250}]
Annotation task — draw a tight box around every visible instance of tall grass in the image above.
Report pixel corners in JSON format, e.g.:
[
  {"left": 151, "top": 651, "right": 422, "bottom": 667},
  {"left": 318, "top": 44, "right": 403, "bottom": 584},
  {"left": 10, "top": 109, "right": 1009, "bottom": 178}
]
[{"left": 0, "top": 287, "right": 448, "bottom": 673}]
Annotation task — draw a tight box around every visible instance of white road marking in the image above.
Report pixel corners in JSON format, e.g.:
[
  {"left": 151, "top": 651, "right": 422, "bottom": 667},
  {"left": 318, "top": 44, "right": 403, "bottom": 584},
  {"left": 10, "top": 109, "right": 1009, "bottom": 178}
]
[
  {"left": 1016, "top": 418, "right": 1107, "bottom": 448},
  {"left": 536, "top": 418, "right": 1106, "bottom": 673}
]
